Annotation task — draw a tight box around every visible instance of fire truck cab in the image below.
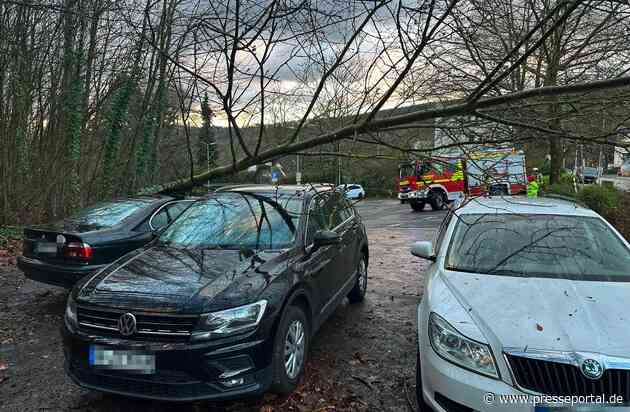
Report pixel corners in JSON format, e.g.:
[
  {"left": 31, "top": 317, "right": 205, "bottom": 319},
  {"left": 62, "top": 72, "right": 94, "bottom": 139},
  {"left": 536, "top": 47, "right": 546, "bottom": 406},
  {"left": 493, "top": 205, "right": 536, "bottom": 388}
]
[{"left": 397, "top": 149, "right": 527, "bottom": 212}]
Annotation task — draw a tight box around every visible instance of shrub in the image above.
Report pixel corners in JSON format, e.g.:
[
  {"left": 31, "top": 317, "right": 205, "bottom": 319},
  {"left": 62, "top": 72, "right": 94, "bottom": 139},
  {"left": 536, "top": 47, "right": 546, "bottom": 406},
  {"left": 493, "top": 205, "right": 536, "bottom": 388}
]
[
  {"left": 545, "top": 182, "right": 628, "bottom": 241},
  {"left": 0, "top": 226, "right": 22, "bottom": 250},
  {"left": 577, "top": 184, "right": 619, "bottom": 215},
  {"left": 546, "top": 182, "right": 577, "bottom": 198},
  {"left": 608, "top": 192, "right": 630, "bottom": 241}
]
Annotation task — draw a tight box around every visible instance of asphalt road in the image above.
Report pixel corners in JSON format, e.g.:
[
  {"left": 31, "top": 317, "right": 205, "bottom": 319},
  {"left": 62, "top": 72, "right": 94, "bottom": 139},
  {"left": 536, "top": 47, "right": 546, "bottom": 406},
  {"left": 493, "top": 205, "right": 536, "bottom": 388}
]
[
  {"left": 0, "top": 199, "right": 444, "bottom": 412},
  {"left": 600, "top": 175, "right": 630, "bottom": 191},
  {"left": 354, "top": 198, "right": 447, "bottom": 231}
]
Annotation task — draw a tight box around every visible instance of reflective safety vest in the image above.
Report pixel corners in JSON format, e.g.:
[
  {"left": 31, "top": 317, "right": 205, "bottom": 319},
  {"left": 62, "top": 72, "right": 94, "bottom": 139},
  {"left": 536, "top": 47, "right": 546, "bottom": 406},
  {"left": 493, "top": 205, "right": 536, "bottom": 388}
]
[
  {"left": 451, "top": 161, "right": 464, "bottom": 182},
  {"left": 527, "top": 181, "right": 539, "bottom": 198}
]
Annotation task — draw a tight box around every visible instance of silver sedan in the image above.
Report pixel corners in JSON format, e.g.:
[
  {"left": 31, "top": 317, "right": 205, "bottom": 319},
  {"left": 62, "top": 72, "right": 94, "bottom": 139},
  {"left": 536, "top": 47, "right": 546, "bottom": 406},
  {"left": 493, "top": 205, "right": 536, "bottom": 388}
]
[{"left": 412, "top": 196, "right": 630, "bottom": 412}]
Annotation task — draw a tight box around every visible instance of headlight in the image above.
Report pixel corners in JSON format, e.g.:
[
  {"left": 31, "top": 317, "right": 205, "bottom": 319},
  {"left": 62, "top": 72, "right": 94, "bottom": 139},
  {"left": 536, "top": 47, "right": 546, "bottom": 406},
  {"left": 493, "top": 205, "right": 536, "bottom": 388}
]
[
  {"left": 65, "top": 294, "right": 78, "bottom": 329},
  {"left": 428, "top": 312, "right": 498, "bottom": 378},
  {"left": 193, "top": 300, "right": 267, "bottom": 341}
]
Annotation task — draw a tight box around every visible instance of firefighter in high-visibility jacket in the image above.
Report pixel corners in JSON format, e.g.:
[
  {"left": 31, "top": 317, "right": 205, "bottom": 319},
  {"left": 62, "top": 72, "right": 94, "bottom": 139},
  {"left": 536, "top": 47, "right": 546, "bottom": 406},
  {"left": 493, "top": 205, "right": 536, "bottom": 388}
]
[
  {"left": 451, "top": 160, "right": 464, "bottom": 182},
  {"left": 527, "top": 175, "right": 539, "bottom": 198}
]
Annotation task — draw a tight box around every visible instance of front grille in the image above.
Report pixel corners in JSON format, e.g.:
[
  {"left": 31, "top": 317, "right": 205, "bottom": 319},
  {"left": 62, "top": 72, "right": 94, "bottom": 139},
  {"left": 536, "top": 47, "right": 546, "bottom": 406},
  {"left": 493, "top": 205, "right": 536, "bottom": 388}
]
[
  {"left": 506, "top": 354, "right": 630, "bottom": 400},
  {"left": 77, "top": 305, "right": 198, "bottom": 342},
  {"left": 68, "top": 362, "right": 215, "bottom": 400}
]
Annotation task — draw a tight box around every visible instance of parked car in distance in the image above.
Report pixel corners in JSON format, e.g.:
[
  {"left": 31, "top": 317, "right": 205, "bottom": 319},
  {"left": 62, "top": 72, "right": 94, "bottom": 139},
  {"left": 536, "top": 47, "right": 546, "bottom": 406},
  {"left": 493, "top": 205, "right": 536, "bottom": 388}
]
[
  {"left": 18, "top": 196, "right": 193, "bottom": 288},
  {"left": 338, "top": 183, "right": 365, "bottom": 200},
  {"left": 577, "top": 166, "right": 599, "bottom": 184},
  {"left": 412, "top": 196, "right": 630, "bottom": 412},
  {"left": 62, "top": 184, "right": 369, "bottom": 401}
]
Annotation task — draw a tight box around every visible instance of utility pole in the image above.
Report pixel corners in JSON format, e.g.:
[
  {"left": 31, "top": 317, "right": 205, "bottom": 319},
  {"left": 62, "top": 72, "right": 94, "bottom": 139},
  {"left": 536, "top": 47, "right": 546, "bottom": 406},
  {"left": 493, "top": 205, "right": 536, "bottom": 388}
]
[
  {"left": 336, "top": 141, "right": 341, "bottom": 185},
  {"left": 199, "top": 141, "right": 216, "bottom": 190}
]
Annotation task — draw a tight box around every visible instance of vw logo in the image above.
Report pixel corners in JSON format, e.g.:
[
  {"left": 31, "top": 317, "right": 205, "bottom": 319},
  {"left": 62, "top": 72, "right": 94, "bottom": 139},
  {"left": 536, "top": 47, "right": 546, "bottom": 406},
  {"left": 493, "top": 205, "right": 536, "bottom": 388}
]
[
  {"left": 118, "top": 313, "right": 137, "bottom": 336},
  {"left": 581, "top": 358, "right": 604, "bottom": 380},
  {"left": 56, "top": 234, "right": 65, "bottom": 245}
]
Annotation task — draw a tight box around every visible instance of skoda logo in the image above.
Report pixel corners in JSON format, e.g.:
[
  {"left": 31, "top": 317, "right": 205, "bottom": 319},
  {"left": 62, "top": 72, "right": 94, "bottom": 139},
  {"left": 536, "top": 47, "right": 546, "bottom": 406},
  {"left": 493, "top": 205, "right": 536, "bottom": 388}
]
[
  {"left": 581, "top": 358, "right": 604, "bottom": 380},
  {"left": 118, "top": 313, "right": 137, "bottom": 336}
]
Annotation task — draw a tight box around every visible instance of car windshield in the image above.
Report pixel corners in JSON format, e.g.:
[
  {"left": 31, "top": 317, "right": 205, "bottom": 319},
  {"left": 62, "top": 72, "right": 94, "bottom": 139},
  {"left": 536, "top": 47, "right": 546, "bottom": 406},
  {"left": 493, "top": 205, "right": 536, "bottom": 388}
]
[
  {"left": 67, "top": 199, "right": 154, "bottom": 228},
  {"left": 583, "top": 167, "right": 598, "bottom": 176},
  {"left": 158, "top": 192, "right": 302, "bottom": 250},
  {"left": 399, "top": 164, "right": 415, "bottom": 178},
  {"left": 445, "top": 214, "right": 630, "bottom": 279}
]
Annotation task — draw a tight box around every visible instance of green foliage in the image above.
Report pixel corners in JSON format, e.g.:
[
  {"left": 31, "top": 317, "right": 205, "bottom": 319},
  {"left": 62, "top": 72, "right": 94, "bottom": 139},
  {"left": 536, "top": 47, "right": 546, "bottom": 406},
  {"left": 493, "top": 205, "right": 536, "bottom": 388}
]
[
  {"left": 541, "top": 175, "right": 550, "bottom": 186},
  {"left": 102, "top": 76, "right": 135, "bottom": 197},
  {"left": 546, "top": 182, "right": 623, "bottom": 238},
  {"left": 577, "top": 184, "right": 619, "bottom": 214},
  {"left": 136, "top": 111, "right": 156, "bottom": 180},
  {"left": 0, "top": 225, "right": 22, "bottom": 249},
  {"left": 546, "top": 181, "right": 619, "bottom": 215},
  {"left": 66, "top": 75, "right": 84, "bottom": 209},
  {"left": 547, "top": 182, "right": 577, "bottom": 198}
]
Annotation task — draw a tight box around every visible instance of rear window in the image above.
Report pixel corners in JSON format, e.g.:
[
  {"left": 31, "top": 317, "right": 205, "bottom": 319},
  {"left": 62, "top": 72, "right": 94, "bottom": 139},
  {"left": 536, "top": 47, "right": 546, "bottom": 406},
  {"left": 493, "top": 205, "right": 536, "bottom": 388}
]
[{"left": 68, "top": 199, "right": 154, "bottom": 228}]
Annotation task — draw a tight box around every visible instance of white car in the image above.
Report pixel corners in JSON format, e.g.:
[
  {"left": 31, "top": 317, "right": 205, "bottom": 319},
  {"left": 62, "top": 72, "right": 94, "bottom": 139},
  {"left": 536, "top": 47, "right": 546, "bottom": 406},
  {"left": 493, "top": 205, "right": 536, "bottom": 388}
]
[
  {"left": 412, "top": 196, "right": 630, "bottom": 412},
  {"left": 338, "top": 184, "right": 365, "bottom": 200}
]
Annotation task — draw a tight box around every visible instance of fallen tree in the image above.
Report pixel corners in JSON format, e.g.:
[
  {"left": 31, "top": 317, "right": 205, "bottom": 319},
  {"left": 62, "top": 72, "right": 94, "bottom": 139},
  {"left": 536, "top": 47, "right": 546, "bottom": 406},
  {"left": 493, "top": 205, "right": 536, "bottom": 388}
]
[{"left": 146, "top": 76, "right": 630, "bottom": 194}]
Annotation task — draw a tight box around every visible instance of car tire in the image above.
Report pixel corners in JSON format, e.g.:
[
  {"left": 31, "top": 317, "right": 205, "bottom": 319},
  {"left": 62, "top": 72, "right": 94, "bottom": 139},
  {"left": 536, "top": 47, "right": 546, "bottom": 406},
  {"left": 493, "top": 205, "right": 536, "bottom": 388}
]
[
  {"left": 429, "top": 191, "right": 446, "bottom": 211},
  {"left": 270, "top": 305, "right": 309, "bottom": 395},
  {"left": 416, "top": 347, "right": 432, "bottom": 412},
  {"left": 410, "top": 201, "right": 425, "bottom": 212},
  {"left": 347, "top": 255, "right": 367, "bottom": 303}
]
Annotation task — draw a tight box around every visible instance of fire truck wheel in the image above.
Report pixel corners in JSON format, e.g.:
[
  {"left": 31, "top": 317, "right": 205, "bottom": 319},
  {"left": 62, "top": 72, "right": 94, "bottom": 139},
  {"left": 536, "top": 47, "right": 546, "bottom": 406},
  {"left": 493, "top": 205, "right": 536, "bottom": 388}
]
[
  {"left": 410, "top": 201, "right": 425, "bottom": 212},
  {"left": 429, "top": 191, "right": 446, "bottom": 211}
]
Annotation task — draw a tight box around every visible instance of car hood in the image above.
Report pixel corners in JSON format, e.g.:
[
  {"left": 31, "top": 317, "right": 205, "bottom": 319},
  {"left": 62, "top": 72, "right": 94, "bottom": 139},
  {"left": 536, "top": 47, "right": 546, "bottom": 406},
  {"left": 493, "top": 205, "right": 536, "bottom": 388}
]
[
  {"left": 77, "top": 245, "right": 286, "bottom": 313},
  {"left": 441, "top": 271, "right": 630, "bottom": 357}
]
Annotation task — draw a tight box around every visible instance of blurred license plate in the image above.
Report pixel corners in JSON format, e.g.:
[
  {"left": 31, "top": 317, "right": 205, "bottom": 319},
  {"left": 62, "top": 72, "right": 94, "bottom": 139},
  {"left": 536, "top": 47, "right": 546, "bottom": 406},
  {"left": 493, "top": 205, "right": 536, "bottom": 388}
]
[
  {"left": 89, "top": 345, "right": 155, "bottom": 374},
  {"left": 35, "top": 242, "right": 57, "bottom": 254}
]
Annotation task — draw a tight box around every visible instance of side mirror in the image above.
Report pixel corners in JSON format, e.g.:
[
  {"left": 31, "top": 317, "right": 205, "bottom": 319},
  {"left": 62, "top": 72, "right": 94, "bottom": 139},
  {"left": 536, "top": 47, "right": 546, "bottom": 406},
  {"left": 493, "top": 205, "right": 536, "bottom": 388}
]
[
  {"left": 312, "top": 230, "right": 341, "bottom": 250},
  {"left": 411, "top": 241, "right": 435, "bottom": 261}
]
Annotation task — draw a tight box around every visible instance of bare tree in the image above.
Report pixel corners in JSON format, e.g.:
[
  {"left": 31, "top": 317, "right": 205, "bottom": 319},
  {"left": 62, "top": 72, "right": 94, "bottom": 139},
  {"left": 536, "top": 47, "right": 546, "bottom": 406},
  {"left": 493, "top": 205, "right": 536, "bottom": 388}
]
[{"left": 141, "top": 0, "right": 630, "bottom": 193}]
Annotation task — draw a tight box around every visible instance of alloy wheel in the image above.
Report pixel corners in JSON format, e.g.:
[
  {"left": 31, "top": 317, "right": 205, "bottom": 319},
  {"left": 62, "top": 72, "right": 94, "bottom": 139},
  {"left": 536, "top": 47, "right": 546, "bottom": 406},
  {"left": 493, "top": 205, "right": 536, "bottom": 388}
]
[
  {"left": 284, "top": 319, "right": 305, "bottom": 379},
  {"left": 358, "top": 259, "right": 367, "bottom": 294}
]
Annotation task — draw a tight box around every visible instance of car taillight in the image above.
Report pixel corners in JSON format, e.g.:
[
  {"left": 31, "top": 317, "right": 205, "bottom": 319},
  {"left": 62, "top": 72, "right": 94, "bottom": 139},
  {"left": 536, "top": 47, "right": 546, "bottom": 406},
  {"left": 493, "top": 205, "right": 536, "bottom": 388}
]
[{"left": 64, "top": 242, "right": 92, "bottom": 260}]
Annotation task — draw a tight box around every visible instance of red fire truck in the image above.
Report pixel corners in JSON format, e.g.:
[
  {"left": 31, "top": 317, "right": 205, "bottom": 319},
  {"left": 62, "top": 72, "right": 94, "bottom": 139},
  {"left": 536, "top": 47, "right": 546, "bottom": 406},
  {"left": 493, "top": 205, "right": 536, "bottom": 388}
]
[{"left": 397, "top": 148, "right": 527, "bottom": 211}]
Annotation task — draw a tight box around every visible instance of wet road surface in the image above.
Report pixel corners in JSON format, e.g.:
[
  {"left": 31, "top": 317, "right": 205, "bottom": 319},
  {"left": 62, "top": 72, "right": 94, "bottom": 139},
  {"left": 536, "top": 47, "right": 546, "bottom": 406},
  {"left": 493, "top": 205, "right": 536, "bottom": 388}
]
[{"left": 600, "top": 175, "right": 630, "bottom": 192}]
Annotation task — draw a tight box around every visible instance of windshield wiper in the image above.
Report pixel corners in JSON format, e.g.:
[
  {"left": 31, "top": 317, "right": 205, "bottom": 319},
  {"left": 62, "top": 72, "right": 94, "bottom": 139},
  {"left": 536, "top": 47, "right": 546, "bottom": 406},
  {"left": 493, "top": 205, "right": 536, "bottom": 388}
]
[
  {"left": 486, "top": 268, "right": 528, "bottom": 277},
  {"left": 445, "top": 266, "right": 528, "bottom": 277}
]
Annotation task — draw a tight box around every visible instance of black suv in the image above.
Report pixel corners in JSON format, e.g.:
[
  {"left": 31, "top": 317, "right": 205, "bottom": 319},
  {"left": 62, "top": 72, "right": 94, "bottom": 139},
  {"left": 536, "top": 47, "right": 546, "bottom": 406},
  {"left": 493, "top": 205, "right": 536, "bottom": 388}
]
[{"left": 62, "top": 185, "right": 369, "bottom": 401}]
